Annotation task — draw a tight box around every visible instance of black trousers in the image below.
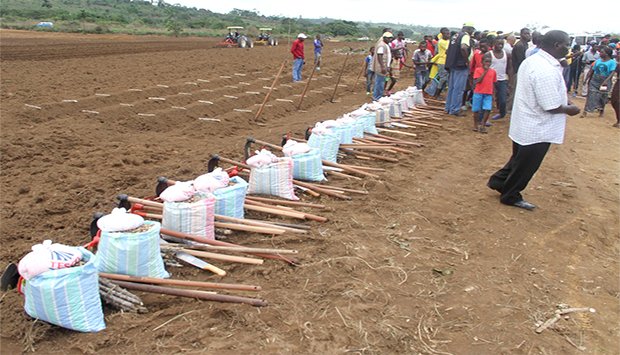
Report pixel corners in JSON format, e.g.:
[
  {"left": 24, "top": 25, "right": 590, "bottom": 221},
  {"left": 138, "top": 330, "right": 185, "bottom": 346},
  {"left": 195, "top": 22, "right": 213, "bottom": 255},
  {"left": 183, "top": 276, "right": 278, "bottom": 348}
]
[{"left": 488, "top": 141, "right": 551, "bottom": 205}]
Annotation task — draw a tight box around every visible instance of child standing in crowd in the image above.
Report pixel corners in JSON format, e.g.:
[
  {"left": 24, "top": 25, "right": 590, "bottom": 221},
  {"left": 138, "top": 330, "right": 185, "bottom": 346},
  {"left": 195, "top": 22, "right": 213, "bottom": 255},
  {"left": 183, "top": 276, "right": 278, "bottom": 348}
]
[
  {"left": 471, "top": 56, "right": 497, "bottom": 133},
  {"left": 385, "top": 49, "right": 402, "bottom": 95},
  {"left": 364, "top": 46, "right": 375, "bottom": 95},
  {"left": 413, "top": 42, "right": 431, "bottom": 89}
]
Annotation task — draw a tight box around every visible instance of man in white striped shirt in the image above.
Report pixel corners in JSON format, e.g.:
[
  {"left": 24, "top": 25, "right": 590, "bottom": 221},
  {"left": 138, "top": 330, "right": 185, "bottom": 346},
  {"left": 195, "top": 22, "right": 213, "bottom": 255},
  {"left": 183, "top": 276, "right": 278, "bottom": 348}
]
[{"left": 487, "top": 30, "right": 580, "bottom": 211}]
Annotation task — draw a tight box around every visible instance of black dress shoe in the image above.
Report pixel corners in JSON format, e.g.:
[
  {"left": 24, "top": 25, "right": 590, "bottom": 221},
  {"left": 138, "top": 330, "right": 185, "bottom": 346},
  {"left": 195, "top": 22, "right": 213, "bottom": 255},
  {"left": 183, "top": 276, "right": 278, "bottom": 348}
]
[{"left": 512, "top": 200, "right": 536, "bottom": 211}]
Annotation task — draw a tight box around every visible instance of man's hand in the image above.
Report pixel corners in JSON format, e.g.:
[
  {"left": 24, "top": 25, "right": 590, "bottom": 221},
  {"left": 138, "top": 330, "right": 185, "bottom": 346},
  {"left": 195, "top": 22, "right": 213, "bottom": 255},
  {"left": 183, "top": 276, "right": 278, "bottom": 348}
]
[{"left": 565, "top": 105, "right": 581, "bottom": 116}]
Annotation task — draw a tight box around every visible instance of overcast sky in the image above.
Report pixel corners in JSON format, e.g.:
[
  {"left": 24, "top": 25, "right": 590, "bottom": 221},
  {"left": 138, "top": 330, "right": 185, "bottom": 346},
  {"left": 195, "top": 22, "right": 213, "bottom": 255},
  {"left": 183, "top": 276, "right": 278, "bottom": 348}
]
[{"left": 172, "top": 0, "right": 619, "bottom": 34}]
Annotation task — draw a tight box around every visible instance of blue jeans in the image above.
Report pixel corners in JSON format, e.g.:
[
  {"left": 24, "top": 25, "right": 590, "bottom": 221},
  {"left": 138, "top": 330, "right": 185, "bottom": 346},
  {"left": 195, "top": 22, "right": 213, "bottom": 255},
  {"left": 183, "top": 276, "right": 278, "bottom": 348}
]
[
  {"left": 415, "top": 70, "right": 428, "bottom": 90},
  {"left": 373, "top": 73, "right": 386, "bottom": 101},
  {"left": 444, "top": 68, "right": 469, "bottom": 115},
  {"left": 494, "top": 80, "right": 508, "bottom": 117},
  {"left": 366, "top": 70, "right": 375, "bottom": 93},
  {"left": 292, "top": 58, "right": 304, "bottom": 81}
]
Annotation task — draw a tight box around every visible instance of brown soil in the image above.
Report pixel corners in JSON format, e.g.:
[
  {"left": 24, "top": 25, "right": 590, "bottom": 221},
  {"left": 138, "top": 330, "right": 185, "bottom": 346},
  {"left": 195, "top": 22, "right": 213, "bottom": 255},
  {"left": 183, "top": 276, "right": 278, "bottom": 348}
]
[{"left": 1, "top": 30, "right": 619, "bottom": 354}]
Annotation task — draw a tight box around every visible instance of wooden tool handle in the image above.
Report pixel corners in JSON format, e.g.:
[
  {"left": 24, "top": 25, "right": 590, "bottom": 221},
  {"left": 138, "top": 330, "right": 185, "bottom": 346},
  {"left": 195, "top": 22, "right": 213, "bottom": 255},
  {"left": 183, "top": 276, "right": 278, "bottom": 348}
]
[
  {"left": 244, "top": 203, "right": 307, "bottom": 219},
  {"left": 99, "top": 272, "right": 261, "bottom": 292},
  {"left": 214, "top": 221, "right": 285, "bottom": 235},
  {"left": 109, "top": 280, "right": 268, "bottom": 307},
  {"left": 160, "top": 228, "right": 298, "bottom": 265},
  {"left": 181, "top": 249, "right": 264, "bottom": 265},
  {"left": 201, "top": 262, "right": 227, "bottom": 276},
  {"left": 245, "top": 196, "right": 326, "bottom": 209}
]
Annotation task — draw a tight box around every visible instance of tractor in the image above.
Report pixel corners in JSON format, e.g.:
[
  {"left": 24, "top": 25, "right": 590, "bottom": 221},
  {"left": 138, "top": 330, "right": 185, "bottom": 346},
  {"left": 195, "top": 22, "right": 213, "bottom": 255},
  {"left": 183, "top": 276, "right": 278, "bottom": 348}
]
[
  {"left": 255, "top": 28, "right": 278, "bottom": 46},
  {"left": 216, "top": 26, "right": 254, "bottom": 48}
]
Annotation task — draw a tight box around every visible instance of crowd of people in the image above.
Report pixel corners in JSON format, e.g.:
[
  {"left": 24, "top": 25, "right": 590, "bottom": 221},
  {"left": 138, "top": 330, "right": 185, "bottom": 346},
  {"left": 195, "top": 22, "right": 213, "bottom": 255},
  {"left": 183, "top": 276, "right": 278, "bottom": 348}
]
[
  {"left": 290, "top": 26, "right": 619, "bottom": 211},
  {"left": 358, "top": 25, "right": 619, "bottom": 130}
]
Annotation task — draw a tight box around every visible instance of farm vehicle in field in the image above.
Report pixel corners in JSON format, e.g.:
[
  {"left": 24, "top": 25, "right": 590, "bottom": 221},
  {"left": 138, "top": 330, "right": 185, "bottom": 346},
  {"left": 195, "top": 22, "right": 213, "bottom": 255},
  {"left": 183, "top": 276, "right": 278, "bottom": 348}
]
[
  {"left": 255, "top": 28, "right": 278, "bottom": 46},
  {"left": 216, "top": 26, "right": 254, "bottom": 48}
]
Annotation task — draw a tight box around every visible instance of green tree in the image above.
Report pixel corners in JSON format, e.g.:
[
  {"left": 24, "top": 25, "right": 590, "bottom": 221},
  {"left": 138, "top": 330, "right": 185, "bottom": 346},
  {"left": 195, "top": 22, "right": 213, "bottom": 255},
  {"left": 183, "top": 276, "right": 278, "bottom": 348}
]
[
  {"left": 41, "top": 0, "right": 52, "bottom": 8},
  {"left": 165, "top": 9, "right": 182, "bottom": 36}
]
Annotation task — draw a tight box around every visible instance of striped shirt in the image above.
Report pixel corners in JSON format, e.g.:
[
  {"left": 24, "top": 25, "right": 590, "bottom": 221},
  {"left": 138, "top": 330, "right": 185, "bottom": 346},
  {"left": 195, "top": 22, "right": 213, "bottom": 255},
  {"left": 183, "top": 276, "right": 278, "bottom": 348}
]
[{"left": 509, "top": 50, "right": 568, "bottom": 145}]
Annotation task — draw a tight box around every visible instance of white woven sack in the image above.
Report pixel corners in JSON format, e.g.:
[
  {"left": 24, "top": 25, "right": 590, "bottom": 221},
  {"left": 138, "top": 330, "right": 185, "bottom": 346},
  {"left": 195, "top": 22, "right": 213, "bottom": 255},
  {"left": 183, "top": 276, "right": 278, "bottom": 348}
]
[
  {"left": 162, "top": 194, "right": 216, "bottom": 241},
  {"left": 248, "top": 157, "right": 299, "bottom": 200},
  {"left": 375, "top": 108, "right": 389, "bottom": 125},
  {"left": 333, "top": 123, "right": 354, "bottom": 144},
  {"left": 23, "top": 248, "right": 106, "bottom": 333},
  {"left": 361, "top": 113, "right": 378, "bottom": 134},
  {"left": 291, "top": 148, "right": 325, "bottom": 182},
  {"left": 307, "top": 131, "right": 340, "bottom": 163},
  {"left": 352, "top": 119, "right": 366, "bottom": 138},
  {"left": 98, "top": 221, "right": 170, "bottom": 278},
  {"left": 213, "top": 176, "right": 247, "bottom": 219},
  {"left": 414, "top": 89, "right": 426, "bottom": 105},
  {"left": 406, "top": 93, "right": 416, "bottom": 108},
  {"left": 399, "top": 98, "right": 410, "bottom": 111},
  {"left": 389, "top": 101, "right": 402, "bottom": 118}
]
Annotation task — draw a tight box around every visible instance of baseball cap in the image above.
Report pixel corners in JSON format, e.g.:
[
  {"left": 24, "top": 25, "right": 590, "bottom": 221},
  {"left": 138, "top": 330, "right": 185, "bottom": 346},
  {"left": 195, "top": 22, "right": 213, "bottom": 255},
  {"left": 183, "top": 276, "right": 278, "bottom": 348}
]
[
  {"left": 463, "top": 22, "right": 475, "bottom": 28},
  {"left": 297, "top": 33, "right": 307, "bottom": 39},
  {"left": 382, "top": 32, "right": 394, "bottom": 38}
]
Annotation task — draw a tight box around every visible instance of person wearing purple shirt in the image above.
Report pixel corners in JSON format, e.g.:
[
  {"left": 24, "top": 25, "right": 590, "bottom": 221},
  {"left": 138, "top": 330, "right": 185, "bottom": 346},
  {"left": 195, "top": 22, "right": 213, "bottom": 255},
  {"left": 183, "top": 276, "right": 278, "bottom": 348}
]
[{"left": 313, "top": 34, "right": 323, "bottom": 71}]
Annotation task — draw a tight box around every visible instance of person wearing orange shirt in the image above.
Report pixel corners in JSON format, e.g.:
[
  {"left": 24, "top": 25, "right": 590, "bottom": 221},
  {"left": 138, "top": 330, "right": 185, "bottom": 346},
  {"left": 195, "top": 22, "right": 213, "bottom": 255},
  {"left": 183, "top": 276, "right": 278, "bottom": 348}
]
[{"left": 471, "top": 56, "right": 497, "bottom": 132}]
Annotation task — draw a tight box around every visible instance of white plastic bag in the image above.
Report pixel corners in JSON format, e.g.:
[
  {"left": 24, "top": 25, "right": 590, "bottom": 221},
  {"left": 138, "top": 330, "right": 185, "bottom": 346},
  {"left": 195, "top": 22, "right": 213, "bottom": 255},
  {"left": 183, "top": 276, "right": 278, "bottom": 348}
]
[
  {"left": 160, "top": 180, "right": 196, "bottom": 202},
  {"left": 96, "top": 207, "right": 144, "bottom": 232},
  {"left": 194, "top": 168, "right": 230, "bottom": 193},
  {"left": 18, "top": 240, "right": 83, "bottom": 281},
  {"left": 246, "top": 149, "right": 278, "bottom": 168},
  {"left": 282, "top": 140, "right": 312, "bottom": 156}
]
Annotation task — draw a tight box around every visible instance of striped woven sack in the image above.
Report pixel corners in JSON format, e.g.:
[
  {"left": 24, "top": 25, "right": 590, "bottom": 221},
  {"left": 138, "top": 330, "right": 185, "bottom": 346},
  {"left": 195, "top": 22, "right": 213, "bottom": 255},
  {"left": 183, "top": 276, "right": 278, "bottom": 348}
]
[
  {"left": 413, "top": 89, "right": 426, "bottom": 105},
  {"left": 399, "top": 97, "right": 410, "bottom": 111},
  {"left": 23, "top": 248, "right": 106, "bottom": 332},
  {"left": 291, "top": 148, "right": 325, "bottom": 182},
  {"left": 98, "top": 221, "right": 169, "bottom": 278},
  {"left": 213, "top": 176, "right": 248, "bottom": 219},
  {"left": 248, "top": 157, "right": 299, "bottom": 200},
  {"left": 406, "top": 91, "right": 416, "bottom": 108},
  {"left": 360, "top": 113, "right": 379, "bottom": 134},
  {"left": 162, "top": 194, "right": 216, "bottom": 241},
  {"left": 389, "top": 101, "right": 402, "bottom": 118},
  {"left": 375, "top": 108, "right": 389, "bottom": 125},
  {"left": 307, "top": 131, "right": 340, "bottom": 163},
  {"left": 352, "top": 119, "right": 366, "bottom": 138},
  {"left": 332, "top": 123, "right": 354, "bottom": 144}
]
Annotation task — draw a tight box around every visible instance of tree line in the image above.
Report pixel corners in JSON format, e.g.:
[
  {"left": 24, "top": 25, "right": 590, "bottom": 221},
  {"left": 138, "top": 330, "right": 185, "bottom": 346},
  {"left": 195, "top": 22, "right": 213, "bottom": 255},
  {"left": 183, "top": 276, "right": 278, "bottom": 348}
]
[{"left": 0, "top": 0, "right": 442, "bottom": 40}]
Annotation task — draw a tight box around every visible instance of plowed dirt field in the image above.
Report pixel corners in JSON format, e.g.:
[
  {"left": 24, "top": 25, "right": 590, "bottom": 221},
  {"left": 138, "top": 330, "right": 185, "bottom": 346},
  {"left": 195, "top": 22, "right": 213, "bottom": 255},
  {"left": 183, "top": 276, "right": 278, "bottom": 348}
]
[{"left": 1, "top": 30, "right": 618, "bottom": 354}]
